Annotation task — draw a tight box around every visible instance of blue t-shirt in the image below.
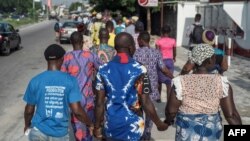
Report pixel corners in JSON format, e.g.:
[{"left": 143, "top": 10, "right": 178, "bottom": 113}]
[
  {"left": 23, "top": 70, "right": 81, "bottom": 137},
  {"left": 115, "top": 25, "right": 125, "bottom": 35}
]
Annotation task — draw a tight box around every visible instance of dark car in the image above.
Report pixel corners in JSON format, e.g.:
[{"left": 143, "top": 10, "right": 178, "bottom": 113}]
[{"left": 0, "top": 22, "right": 21, "bottom": 55}]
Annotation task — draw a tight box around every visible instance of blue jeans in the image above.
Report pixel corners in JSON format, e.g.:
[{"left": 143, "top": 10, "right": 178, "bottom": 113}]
[{"left": 29, "top": 127, "right": 69, "bottom": 141}]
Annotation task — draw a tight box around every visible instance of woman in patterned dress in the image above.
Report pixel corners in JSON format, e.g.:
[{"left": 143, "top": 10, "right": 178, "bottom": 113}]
[{"left": 165, "top": 44, "right": 242, "bottom": 141}]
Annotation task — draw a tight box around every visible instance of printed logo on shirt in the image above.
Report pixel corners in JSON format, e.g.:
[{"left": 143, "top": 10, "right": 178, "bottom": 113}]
[
  {"left": 44, "top": 86, "right": 66, "bottom": 117},
  {"left": 55, "top": 112, "right": 63, "bottom": 119},
  {"left": 142, "top": 74, "right": 152, "bottom": 95}
]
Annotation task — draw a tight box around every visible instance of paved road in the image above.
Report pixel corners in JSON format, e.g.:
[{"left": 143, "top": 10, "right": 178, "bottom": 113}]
[
  {"left": 0, "top": 22, "right": 249, "bottom": 141},
  {"left": 0, "top": 20, "right": 73, "bottom": 141}
]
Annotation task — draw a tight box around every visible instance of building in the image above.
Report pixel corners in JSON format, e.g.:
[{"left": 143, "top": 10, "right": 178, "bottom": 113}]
[{"left": 175, "top": 0, "right": 250, "bottom": 57}]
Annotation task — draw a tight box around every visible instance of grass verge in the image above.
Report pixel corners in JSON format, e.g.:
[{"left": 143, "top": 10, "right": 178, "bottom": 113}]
[{"left": 1, "top": 18, "right": 37, "bottom": 28}]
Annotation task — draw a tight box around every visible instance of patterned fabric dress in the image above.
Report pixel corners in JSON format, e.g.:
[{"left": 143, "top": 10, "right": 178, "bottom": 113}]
[
  {"left": 61, "top": 50, "right": 102, "bottom": 141},
  {"left": 95, "top": 53, "right": 147, "bottom": 141},
  {"left": 133, "top": 47, "right": 166, "bottom": 140},
  {"left": 90, "top": 43, "right": 116, "bottom": 63},
  {"left": 172, "top": 74, "right": 229, "bottom": 141}
]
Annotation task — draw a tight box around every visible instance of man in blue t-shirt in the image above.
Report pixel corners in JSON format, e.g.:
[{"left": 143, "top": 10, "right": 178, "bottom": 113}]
[{"left": 23, "top": 44, "right": 94, "bottom": 141}]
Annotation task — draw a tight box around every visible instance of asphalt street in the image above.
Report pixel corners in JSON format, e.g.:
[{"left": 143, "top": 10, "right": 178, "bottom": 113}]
[
  {"left": 0, "top": 21, "right": 249, "bottom": 141},
  {"left": 0, "top": 20, "right": 73, "bottom": 141}
]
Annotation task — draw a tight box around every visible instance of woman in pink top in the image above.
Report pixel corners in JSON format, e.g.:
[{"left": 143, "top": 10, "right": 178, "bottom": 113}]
[
  {"left": 155, "top": 25, "right": 176, "bottom": 102},
  {"left": 164, "top": 44, "right": 241, "bottom": 141}
]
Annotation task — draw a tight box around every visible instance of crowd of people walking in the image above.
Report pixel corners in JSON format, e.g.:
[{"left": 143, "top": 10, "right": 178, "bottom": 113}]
[{"left": 23, "top": 11, "right": 242, "bottom": 141}]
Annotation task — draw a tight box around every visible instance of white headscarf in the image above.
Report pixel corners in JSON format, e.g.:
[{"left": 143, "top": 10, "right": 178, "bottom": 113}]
[{"left": 191, "top": 44, "right": 215, "bottom": 66}]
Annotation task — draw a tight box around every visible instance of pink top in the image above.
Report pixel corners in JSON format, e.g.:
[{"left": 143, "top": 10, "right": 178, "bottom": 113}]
[{"left": 156, "top": 37, "right": 176, "bottom": 59}]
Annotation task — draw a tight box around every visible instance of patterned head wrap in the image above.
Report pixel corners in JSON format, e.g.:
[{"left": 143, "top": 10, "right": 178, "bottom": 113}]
[{"left": 191, "top": 44, "right": 215, "bottom": 66}]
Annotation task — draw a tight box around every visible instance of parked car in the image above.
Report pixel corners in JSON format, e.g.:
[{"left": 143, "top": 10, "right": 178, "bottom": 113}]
[
  {"left": 0, "top": 22, "right": 21, "bottom": 55},
  {"left": 59, "top": 21, "right": 80, "bottom": 44}
]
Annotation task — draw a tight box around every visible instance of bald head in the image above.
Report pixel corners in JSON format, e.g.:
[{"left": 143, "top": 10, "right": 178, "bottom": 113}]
[
  {"left": 115, "top": 32, "right": 135, "bottom": 55},
  {"left": 115, "top": 32, "right": 134, "bottom": 49}
]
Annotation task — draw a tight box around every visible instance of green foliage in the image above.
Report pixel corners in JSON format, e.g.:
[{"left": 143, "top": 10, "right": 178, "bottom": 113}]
[
  {"left": 0, "top": 0, "right": 29, "bottom": 13},
  {"left": 69, "top": 2, "right": 83, "bottom": 12},
  {"left": 3, "top": 18, "right": 36, "bottom": 28},
  {"left": 90, "top": 0, "right": 137, "bottom": 15}
]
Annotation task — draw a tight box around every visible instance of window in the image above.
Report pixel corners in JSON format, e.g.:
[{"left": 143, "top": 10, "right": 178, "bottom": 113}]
[
  {"left": 63, "top": 22, "right": 78, "bottom": 28},
  {"left": 0, "top": 24, "right": 5, "bottom": 32},
  {"left": 6, "top": 24, "right": 15, "bottom": 32}
]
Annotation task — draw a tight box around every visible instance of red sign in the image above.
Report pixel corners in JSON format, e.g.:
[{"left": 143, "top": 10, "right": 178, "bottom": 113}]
[{"left": 138, "top": 0, "right": 158, "bottom": 7}]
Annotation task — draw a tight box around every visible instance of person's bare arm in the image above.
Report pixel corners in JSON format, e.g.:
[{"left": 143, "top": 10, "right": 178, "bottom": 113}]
[
  {"left": 137, "top": 74, "right": 168, "bottom": 131},
  {"left": 180, "top": 60, "right": 195, "bottom": 75},
  {"left": 173, "top": 47, "right": 176, "bottom": 62},
  {"left": 24, "top": 104, "right": 35, "bottom": 133},
  {"left": 139, "top": 92, "right": 168, "bottom": 131},
  {"left": 155, "top": 44, "right": 159, "bottom": 49},
  {"left": 165, "top": 86, "right": 181, "bottom": 125},
  {"left": 220, "top": 84, "right": 242, "bottom": 125},
  {"left": 94, "top": 89, "right": 105, "bottom": 139},
  {"left": 220, "top": 56, "right": 228, "bottom": 73},
  {"left": 160, "top": 67, "right": 174, "bottom": 79},
  {"left": 94, "top": 90, "right": 105, "bottom": 128},
  {"left": 70, "top": 102, "right": 94, "bottom": 127}
]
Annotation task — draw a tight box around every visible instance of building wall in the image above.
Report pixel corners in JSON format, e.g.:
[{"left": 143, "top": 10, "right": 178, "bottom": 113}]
[
  {"left": 177, "top": 2, "right": 199, "bottom": 46},
  {"left": 223, "top": 2, "right": 246, "bottom": 31},
  {"left": 176, "top": 1, "right": 249, "bottom": 47}
]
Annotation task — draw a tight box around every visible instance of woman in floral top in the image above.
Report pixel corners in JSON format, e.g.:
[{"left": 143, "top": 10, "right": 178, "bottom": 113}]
[{"left": 165, "top": 44, "right": 242, "bottom": 141}]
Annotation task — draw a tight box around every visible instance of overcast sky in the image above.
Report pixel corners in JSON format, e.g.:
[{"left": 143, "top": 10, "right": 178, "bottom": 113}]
[{"left": 41, "top": 0, "right": 89, "bottom": 7}]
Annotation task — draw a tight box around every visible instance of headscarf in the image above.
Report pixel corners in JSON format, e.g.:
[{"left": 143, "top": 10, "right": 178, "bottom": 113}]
[
  {"left": 190, "top": 44, "right": 215, "bottom": 66},
  {"left": 202, "top": 30, "right": 215, "bottom": 45}
]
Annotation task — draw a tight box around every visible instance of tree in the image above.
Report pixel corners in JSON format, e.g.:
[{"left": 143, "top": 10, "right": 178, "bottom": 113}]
[
  {"left": 0, "top": 0, "right": 16, "bottom": 13},
  {"left": 69, "top": 2, "right": 83, "bottom": 12},
  {"left": 90, "top": 0, "right": 137, "bottom": 16},
  {"left": 0, "top": 0, "right": 36, "bottom": 14}
]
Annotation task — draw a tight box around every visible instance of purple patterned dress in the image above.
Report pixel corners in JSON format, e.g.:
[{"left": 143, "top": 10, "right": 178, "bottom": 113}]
[
  {"left": 133, "top": 46, "right": 166, "bottom": 140},
  {"left": 61, "top": 50, "right": 102, "bottom": 141}
]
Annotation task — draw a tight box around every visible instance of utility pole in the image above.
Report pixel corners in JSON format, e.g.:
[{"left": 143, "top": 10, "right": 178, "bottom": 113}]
[
  {"left": 160, "top": 0, "right": 164, "bottom": 28},
  {"left": 147, "top": 7, "right": 151, "bottom": 34},
  {"left": 33, "top": 0, "right": 35, "bottom": 20}
]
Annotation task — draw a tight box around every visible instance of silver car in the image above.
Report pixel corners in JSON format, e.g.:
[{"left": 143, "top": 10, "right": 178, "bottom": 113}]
[{"left": 59, "top": 21, "right": 80, "bottom": 44}]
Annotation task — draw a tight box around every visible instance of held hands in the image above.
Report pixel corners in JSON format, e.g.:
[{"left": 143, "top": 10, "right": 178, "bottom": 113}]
[
  {"left": 24, "top": 126, "right": 29, "bottom": 133},
  {"left": 88, "top": 124, "right": 94, "bottom": 136},
  {"left": 94, "top": 127, "right": 103, "bottom": 140},
  {"left": 156, "top": 120, "right": 169, "bottom": 131},
  {"left": 24, "top": 126, "right": 31, "bottom": 136}
]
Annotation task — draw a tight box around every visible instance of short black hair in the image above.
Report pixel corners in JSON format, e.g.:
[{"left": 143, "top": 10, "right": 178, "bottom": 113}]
[
  {"left": 106, "top": 20, "right": 114, "bottom": 30},
  {"left": 138, "top": 31, "right": 150, "bottom": 43},
  {"left": 161, "top": 25, "right": 171, "bottom": 34},
  {"left": 195, "top": 13, "right": 201, "bottom": 22},
  {"left": 99, "top": 28, "right": 109, "bottom": 38},
  {"left": 135, "top": 21, "right": 144, "bottom": 32},
  {"left": 116, "top": 17, "right": 123, "bottom": 24},
  {"left": 70, "top": 31, "right": 83, "bottom": 44},
  {"left": 115, "top": 32, "right": 134, "bottom": 50},
  {"left": 44, "top": 44, "right": 65, "bottom": 61}
]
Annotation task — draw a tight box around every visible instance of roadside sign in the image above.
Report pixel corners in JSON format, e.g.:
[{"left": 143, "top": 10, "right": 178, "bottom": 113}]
[{"left": 138, "top": 0, "right": 158, "bottom": 7}]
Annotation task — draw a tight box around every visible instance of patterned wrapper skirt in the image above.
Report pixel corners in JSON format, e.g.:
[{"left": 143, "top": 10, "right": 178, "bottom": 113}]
[{"left": 175, "top": 112, "right": 223, "bottom": 141}]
